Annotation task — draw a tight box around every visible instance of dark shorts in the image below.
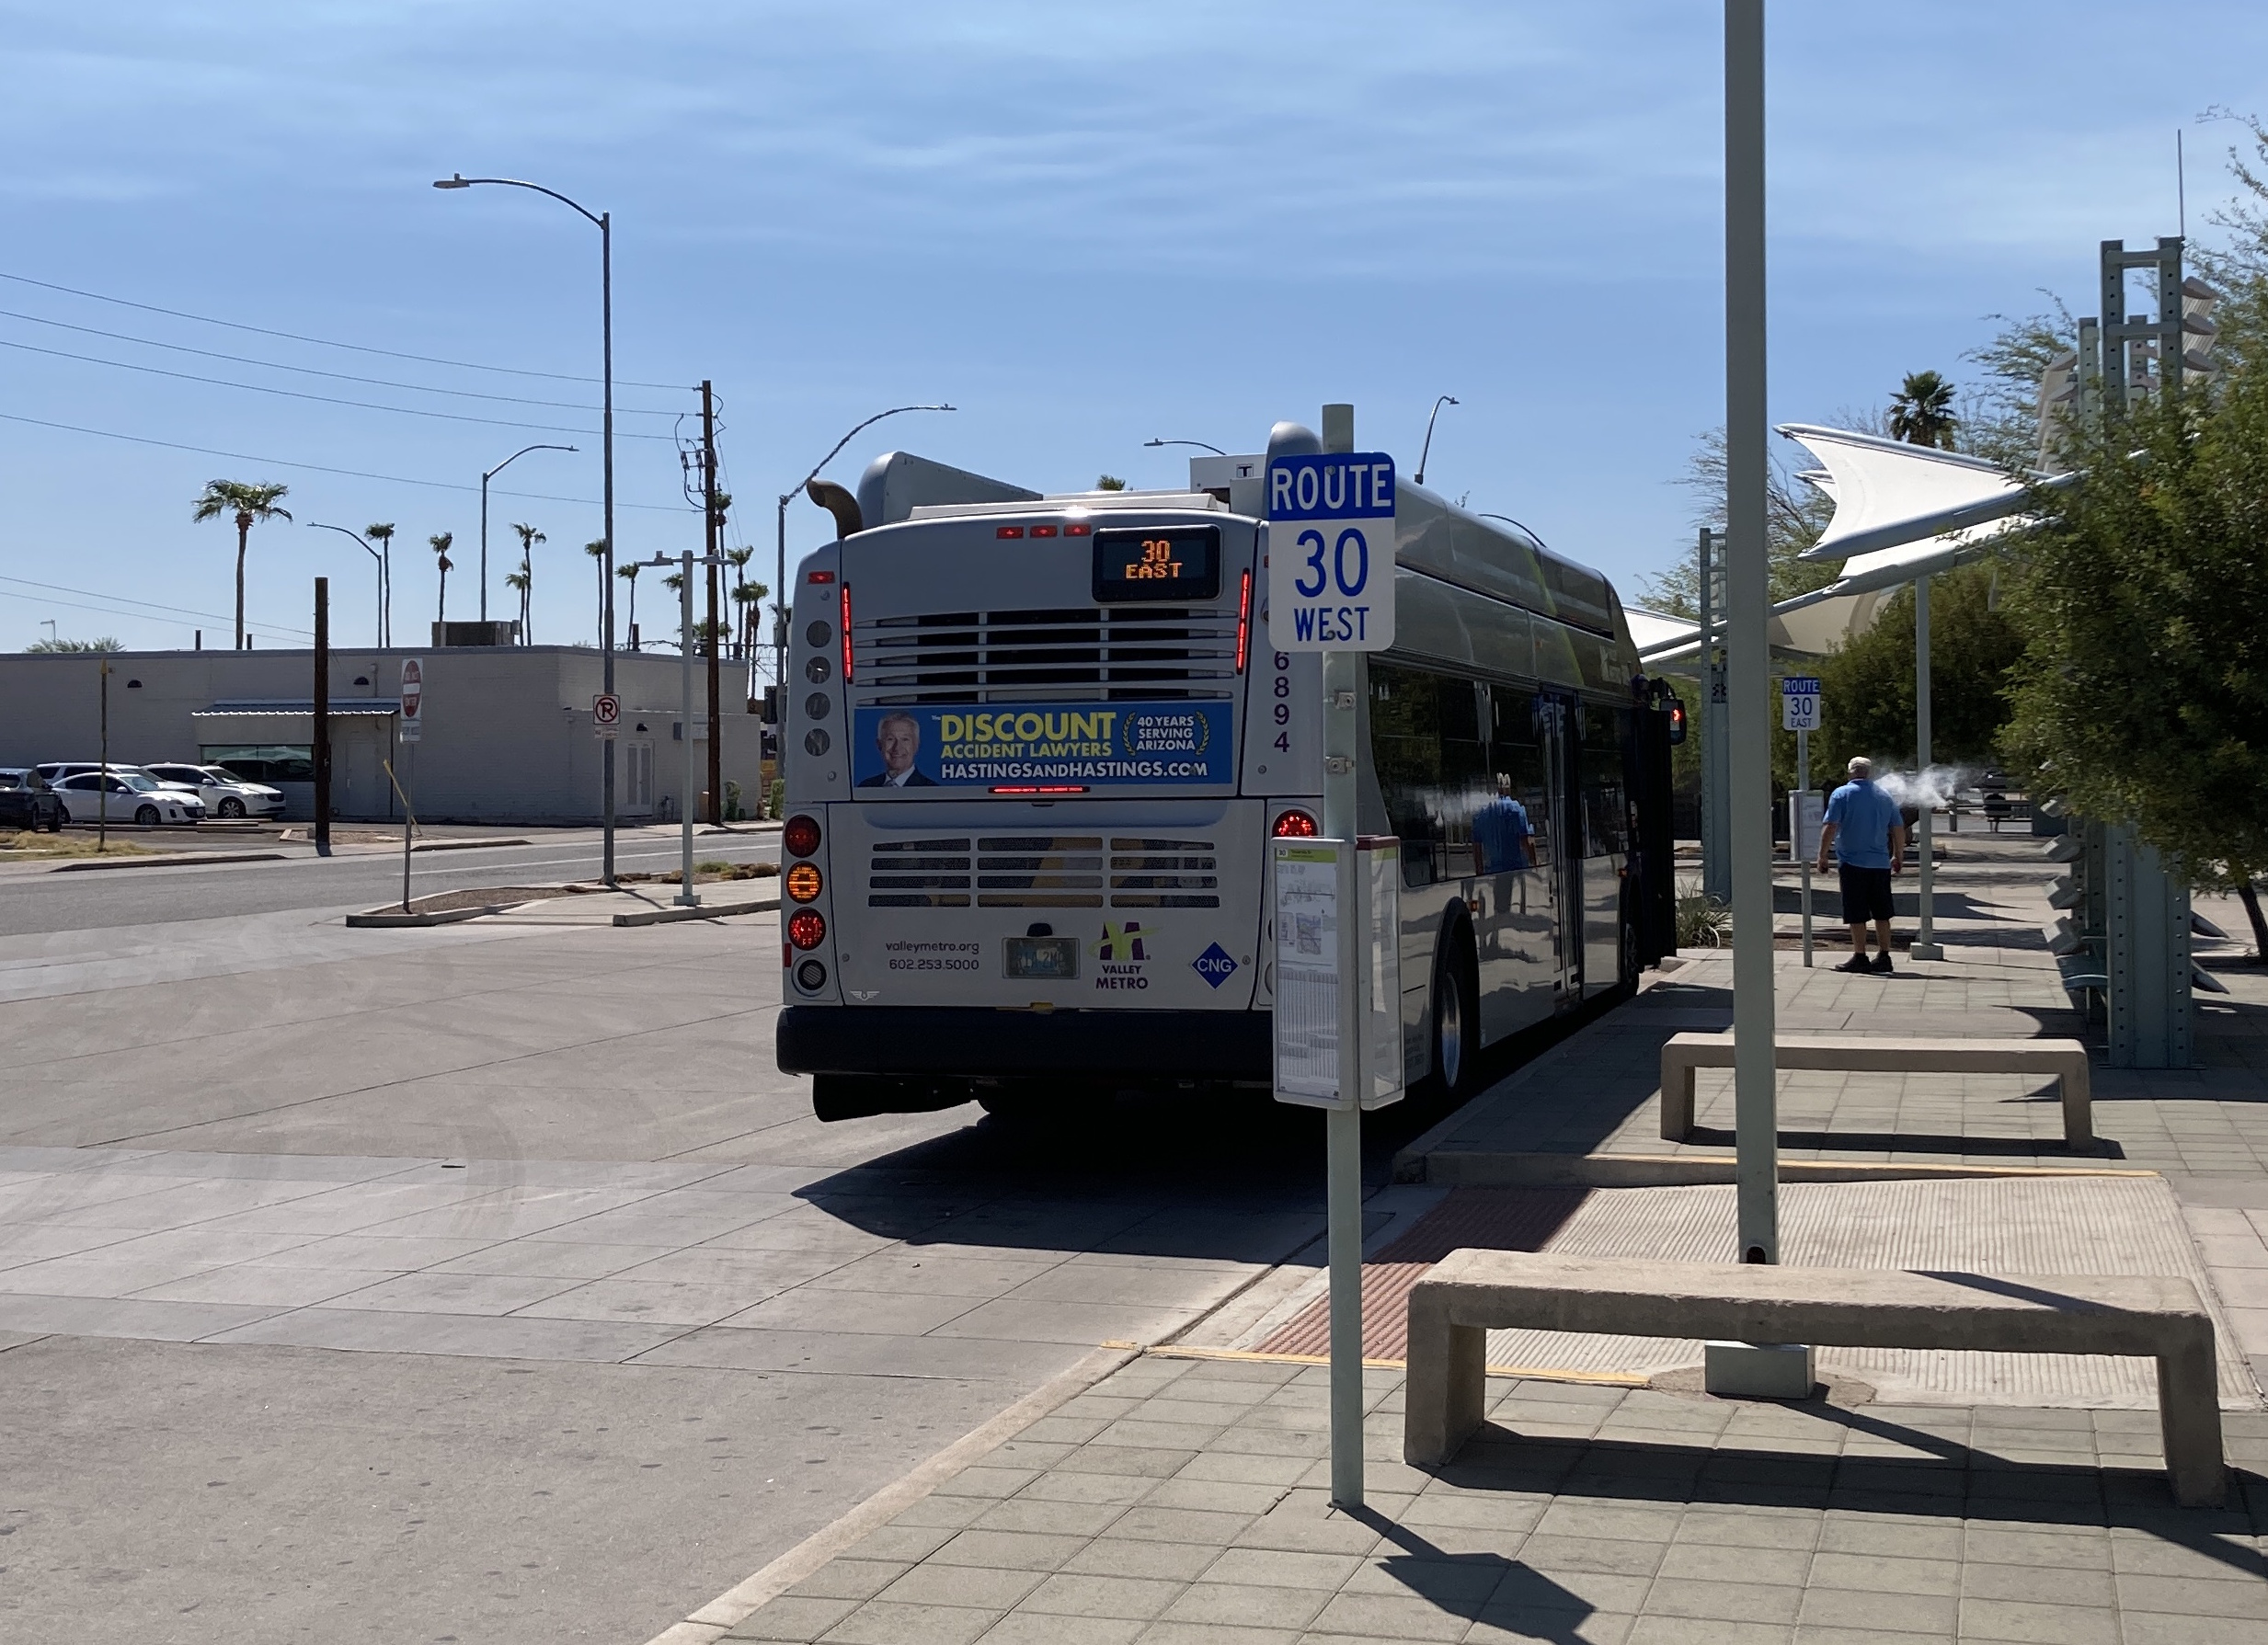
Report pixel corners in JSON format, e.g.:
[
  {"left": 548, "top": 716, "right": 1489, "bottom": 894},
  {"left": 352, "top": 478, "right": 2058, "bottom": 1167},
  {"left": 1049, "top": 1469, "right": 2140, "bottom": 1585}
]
[{"left": 1839, "top": 863, "right": 1895, "bottom": 926}]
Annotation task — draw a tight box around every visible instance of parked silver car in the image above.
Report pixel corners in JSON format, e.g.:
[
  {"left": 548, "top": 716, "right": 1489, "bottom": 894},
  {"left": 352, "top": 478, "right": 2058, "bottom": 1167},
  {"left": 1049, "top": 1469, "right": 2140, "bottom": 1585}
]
[
  {"left": 143, "top": 762, "right": 287, "bottom": 819},
  {"left": 49, "top": 771, "right": 205, "bottom": 826}
]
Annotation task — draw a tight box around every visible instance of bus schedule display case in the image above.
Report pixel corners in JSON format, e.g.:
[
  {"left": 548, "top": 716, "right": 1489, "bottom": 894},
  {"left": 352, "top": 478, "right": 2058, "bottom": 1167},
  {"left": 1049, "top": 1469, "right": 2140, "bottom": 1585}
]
[{"left": 775, "top": 441, "right": 1678, "bottom": 1124}]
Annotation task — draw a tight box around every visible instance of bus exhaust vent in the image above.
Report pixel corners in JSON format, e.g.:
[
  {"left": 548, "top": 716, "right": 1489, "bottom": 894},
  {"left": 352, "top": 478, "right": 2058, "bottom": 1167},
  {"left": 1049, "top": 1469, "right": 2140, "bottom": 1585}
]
[
  {"left": 866, "top": 837, "right": 972, "bottom": 908},
  {"left": 854, "top": 608, "right": 1239, "bottom": 704},
  {"left": 1108, "top": 837, "right": 1220, "bottom": 908},
  {"left": 973, "top": 834, "right": 1104, "bottom": 908}
]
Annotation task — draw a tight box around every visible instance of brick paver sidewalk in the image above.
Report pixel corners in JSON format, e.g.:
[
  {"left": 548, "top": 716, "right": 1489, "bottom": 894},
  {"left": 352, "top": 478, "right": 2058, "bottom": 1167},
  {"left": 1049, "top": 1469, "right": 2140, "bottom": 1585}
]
[{"left": 722, "top": 1352, "right": 2268, "bottom": 1645}]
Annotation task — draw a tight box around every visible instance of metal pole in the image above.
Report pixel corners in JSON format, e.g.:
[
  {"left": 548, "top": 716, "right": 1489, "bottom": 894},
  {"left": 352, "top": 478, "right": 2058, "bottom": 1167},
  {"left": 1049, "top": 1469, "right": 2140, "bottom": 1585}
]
[
  {"left": 1725, "top": 0, "right": 1778, "bottom": 1267},
  {"left": 601, "top": 211, "right": 617, "bottom": 888},
  {"left": 1323, "top": 645, "right": 1363, "bottom": 1509},
  {"left": 1797, "top": 725, "right": 1812, "bottom": 966},
  {"left": 97, "top": 659, "right": 109, "bottom": 851},
  {"left": 677, "top": 550, "right": 699, "bottom": 907},
  {"left": 479, "top": 470, "right": 489, "bottom": 624},
  {"left": 703, "top": 381, "right": 723, "bottom": 826},
  {"left": 314, "top": 577, "right": 331, "bottom": 857},
  {"left": 1909, "top": 572, "right": 1942, "bottom": 961},
  {"left": 774, "top": 493, "right": 790, "bottom": 704},
  {"left": 402, "top": 743, "right": 414, "bottom": 912}
]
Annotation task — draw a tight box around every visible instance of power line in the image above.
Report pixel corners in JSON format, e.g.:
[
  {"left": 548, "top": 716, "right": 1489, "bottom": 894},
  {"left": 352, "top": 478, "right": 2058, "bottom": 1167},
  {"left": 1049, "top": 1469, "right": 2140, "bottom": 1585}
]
[
  {"left": 0, "top": 410, "right": 698, "bottom": 513},
  {"left": 0, "top": 307, "right": 685, "bottom": 416},
  {"left": 0, "top": 577, "right": 315, "bottom": 639},
  {"left": 0, "top": 337, "right": 677, "bottom": 441},
  {"left": 0, "top": 268, "right": 691, "bottom": 391}
]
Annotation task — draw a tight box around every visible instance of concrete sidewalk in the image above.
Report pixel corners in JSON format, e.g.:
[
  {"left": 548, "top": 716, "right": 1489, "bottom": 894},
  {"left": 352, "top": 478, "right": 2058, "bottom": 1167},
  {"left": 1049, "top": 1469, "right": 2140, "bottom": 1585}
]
[{"left": 711, "top": 1351, "right": 2268, "bottom": 1645}]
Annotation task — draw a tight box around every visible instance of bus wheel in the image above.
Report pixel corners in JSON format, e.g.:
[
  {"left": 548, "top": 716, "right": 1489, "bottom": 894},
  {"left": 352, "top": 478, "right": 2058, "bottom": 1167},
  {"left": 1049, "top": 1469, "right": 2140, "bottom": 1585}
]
[{"left": 1430, "top": 934, "right": 1479, "bottom": 1098}]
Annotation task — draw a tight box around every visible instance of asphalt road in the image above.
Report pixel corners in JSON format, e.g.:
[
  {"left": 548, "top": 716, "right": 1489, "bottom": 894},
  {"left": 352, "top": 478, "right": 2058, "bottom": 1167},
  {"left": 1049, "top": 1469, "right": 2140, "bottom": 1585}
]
[{"left": 0, "top": 825, "right": 782, "bottom": 937}]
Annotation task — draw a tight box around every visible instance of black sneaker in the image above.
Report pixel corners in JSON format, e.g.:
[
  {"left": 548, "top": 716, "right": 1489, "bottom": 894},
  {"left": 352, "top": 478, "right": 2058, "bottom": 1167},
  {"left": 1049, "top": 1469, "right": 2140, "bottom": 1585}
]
[
  {"left": 1834, "top": 954, "right": 1872, "bottom": 974},
  {"left": 1871, "top": 951, "right": 1895, "bottom": 975}
]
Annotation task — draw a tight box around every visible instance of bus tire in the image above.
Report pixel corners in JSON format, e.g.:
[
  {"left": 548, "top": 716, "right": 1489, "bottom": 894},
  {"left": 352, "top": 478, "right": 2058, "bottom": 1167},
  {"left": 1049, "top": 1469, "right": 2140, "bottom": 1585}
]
[{"left": 1429, "top": 921, "right": 1480, "bottom": 1100}]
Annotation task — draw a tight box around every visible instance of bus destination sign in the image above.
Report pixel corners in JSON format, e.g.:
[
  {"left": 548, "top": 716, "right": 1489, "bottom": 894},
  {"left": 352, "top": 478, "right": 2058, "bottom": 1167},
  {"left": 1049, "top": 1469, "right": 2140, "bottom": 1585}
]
[
  {"left": 1092, "top": 524, "right": 1220, "bottom": 603},
  {"left": 851, "top": 700, "right": 1234, "bottom": 791},
  {"left": 1266, "top": 451, "right": 1395, "bottom": 653}
]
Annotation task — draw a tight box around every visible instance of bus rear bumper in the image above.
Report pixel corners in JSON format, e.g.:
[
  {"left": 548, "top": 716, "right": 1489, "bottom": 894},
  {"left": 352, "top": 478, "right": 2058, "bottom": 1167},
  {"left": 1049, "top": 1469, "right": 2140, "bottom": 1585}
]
[{"left": 776, "top": 1005, "right": 1271, "bottom": 1084}]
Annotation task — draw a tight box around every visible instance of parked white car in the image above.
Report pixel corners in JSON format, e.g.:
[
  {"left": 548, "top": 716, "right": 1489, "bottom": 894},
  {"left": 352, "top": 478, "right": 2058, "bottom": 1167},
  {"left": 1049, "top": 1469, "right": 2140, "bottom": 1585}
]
[
  {"left": 50, "top": 771, "right": 205, "bottom": 826},
  {"left": 143, "top": 762, "right": 287, "bottom": 819}
]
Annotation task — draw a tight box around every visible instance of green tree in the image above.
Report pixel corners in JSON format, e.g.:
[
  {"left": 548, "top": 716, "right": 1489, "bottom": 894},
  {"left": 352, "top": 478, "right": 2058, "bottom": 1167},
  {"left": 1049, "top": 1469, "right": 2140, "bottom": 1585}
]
[
  {"left": 2002, "top": 369, "right": 2268, "bottom": 954},
  {"left": 27, "top": 635, "right": 122, "bottom": 652},
  {"left": 1888, "top": 370, "right": 1959, "bottom": 449},
  {"left": 191, "top": 480, "right": 292, "bottom": 649},
  {"left": 1641, "top": 426, "right": 1840, "bottom": 616},
  {"left": 1814, "top": 560, "right": 2025, "bottom": 773},
  {"left": 584, "top": 540, "right": 607, "bottom": 645},
  {"left": 1095, "top": 474, "right": 1128, "bottom": 491},
  {"left": 723, "top": 544, "right": 756, "bottom": 657},
  {"left": 430, "top": 531, "right": 454, "bottom": 624},
  {"left": 505, "top": 562, "right": 532, "bottom": 639},
  {"left": 510, "top": 522, "right": 544, "bottom": 644}
]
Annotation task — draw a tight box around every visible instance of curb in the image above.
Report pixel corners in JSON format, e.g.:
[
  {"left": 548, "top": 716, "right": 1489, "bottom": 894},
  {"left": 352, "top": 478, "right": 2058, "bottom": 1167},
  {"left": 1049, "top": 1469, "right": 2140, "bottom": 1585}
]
[
  {"left": 50, "top": 851, "right": 289, "bottom": 873},
  {"left": 1417, "top": 1149, "right": 2159, "bottom": 1187},
  {"left": 642, "top": 1342, "right": 1138, "bottom": 1645},
  {"left": 345, "top": 904, "right": 513, "bottom": 928},
  {"left": 411, "top": 837, "right": 531, "bottom": 853},
  {"left": 613, "top": 897, "right": 776, "bottom": 928}
]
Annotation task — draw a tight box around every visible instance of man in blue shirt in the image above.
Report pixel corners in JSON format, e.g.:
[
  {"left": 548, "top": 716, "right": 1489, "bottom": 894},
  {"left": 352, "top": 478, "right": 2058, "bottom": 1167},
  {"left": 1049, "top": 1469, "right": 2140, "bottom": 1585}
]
[
  {"left": 1817, "top": 756, "right": 1907, "bottom": 975},
  {"left": 1472, "top": 787, "right": 1532, "bottom": 874}
]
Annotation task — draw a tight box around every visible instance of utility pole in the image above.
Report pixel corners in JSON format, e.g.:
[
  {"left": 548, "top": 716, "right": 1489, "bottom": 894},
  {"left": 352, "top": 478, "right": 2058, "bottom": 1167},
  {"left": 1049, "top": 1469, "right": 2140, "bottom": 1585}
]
[
  {"left": 97, "top": 658, "right": 110, "bottom": 852},
  {"left": 702, "top": 381, "right": 724, "bottom": 825},
  {"left": 314, "top": 577, "right": 331, "bottom": 857}
]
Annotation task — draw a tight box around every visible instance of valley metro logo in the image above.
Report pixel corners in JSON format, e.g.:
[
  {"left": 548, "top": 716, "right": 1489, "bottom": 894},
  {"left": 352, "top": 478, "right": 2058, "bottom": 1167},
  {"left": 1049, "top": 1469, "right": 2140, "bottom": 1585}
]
[{"left": 1094, "top": 922, "right": 1147, "bottom": 962}]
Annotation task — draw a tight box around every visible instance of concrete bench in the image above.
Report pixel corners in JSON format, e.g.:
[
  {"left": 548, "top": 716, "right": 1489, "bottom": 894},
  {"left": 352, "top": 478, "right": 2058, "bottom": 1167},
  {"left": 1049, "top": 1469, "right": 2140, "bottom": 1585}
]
[
  {"left": 1403, "top": 1248, "right": 2226, "bottom": 1507},
  {"left": 1660, "top": 1032, "right": 2093, "bottom": 1150}
]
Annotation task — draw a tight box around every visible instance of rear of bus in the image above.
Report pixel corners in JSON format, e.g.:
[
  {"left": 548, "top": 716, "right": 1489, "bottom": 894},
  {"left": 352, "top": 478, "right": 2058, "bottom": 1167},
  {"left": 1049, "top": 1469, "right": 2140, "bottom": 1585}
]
[{"left": 773, "top": 484, "right": 1317, "bottom": 1119}]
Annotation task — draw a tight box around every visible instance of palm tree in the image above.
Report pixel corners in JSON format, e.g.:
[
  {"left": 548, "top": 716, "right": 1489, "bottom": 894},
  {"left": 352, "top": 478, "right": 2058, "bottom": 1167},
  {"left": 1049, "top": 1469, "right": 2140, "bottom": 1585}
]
[
  {"left": 723, "top": 545, "right": 755, "bottom": 657},
  {"left": 617, "top": 561, "right": 642, "bottom": 648},
  {"left": 505, "top": 562, "right": 532, "bottom": 640},
  {"left": 191, "top": 480, "right": 292, "bottom": 648},
  {"left": 430, "top": 531, "right": 455, "bottom": 625},
  {"left": 732, "top": 578, "right": 767, "bottom": 661},
  {"left": 584, "top": 540, "right": 607, "bottom": 646},
  {"left": 510, "top": 522, "right": 544, "bottom": 643},
  {"left": 366, "top": 523, "right": 395, "bottom": 646},
  {"left": 1888, "top": 371, "right": 1959, "bottom": 450}
]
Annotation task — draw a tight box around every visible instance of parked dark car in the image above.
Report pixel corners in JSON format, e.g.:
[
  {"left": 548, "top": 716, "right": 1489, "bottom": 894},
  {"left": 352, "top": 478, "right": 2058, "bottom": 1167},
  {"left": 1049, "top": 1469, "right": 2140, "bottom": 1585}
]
[{"left": 0, "top": 768, "right": 66, "bottom": 832}]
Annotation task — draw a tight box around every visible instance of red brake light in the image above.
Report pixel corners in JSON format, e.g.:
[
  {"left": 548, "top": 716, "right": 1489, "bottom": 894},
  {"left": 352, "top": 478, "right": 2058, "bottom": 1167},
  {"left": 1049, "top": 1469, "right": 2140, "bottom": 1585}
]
[
  {"left": 1235, "top": 568, "right": 1252, "bottom": 674},
  {"left": 1272, "top": 809, "right": 1319, "bottom": 838},
  {"left": 1031, "top": 524, "right": 1058, "bottom": 538},
  {"left": 990, "top": 784, "right": 1089, "bottom": 794},
  {"left": 783, "top": 814, "right": 821, "bottom": 857},
  {"left": 997, "top": 526, "right": 1024, "bottom": 539},
  {"left": 840, "top": 584, "right": 853, "bottom": 683},
  {"left": 807, "top": 569, "right": 834, "bottom": 584},
  {"left": 787, "top": 909, "right": 827, "bottom": 950},
  {"left": 1065, "top": 521, "right": 1093, "bottom": 536}
]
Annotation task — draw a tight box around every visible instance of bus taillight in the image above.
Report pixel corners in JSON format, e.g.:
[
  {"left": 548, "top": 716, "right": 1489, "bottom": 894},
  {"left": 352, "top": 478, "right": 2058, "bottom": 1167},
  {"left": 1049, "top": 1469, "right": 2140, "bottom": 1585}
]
[
  {"left": 787, "top": 910, "right": 828, "bottom": 950},
  {"left": 785, "top": 862, "right": 823, "bottom": 903},
  {"left": 840, "top": 585, "right": 853, "bottom": 683},
  {"left": 1272, "top": 809, "right": 1319, "bottom": 838},
  {"left": 784, "top": 814, "right": 821, "bottom": 857},
  {"left": 1235, "top": 568, "right": 1252, "bottom": 673}
]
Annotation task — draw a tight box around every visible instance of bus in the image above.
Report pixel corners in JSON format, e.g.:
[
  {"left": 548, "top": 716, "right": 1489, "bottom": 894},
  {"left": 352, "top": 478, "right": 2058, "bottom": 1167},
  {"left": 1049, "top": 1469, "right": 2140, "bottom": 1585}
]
[{"left": 775, "top": 427, "right": 1678, "bottom": 1121}]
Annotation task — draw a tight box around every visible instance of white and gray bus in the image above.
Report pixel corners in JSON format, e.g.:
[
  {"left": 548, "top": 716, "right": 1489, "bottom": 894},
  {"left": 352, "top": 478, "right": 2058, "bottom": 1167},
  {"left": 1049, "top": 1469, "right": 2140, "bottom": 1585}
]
[{"left": 774, "top": 424, "right": 1678, "bottom": 1120}]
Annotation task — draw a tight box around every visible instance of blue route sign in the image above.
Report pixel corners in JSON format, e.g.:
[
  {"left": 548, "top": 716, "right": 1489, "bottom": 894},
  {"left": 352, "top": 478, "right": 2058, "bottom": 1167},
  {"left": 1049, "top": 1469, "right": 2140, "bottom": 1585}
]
[{"left": 1266, "top": 451, "right": 1396, "bottom": 652}]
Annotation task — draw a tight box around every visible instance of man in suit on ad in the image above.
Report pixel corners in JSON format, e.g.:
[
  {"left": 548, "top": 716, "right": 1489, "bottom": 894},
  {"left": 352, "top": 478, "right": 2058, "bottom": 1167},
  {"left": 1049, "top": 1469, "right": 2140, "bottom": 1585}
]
[{"left": 857, "top": 711, "right": 938, "bottom": 788}]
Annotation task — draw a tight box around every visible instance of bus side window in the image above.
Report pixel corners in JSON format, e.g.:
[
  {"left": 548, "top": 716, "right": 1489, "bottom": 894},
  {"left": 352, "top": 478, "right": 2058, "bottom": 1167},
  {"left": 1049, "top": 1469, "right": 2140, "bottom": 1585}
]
[
  {"left": 1369, "top": 661, "right": 1489, "bottom": 886},
  {"left": 1580, "top": 705, "right": 1631, "bottom": 856},
  {"left": 1484, "top": 688, "right": 1551, "bottom": 873}
]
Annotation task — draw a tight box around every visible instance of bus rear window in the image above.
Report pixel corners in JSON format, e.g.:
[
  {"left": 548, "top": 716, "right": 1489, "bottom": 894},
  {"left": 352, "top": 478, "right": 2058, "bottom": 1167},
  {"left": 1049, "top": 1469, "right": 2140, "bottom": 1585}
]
[{"left": 1092, "top": 526, "right": 1220, "bottom": 603}]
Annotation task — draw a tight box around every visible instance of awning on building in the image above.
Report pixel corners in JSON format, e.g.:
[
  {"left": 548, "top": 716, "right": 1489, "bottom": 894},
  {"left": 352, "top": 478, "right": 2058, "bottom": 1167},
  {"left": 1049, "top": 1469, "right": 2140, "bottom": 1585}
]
[{"left": 191, "top": 699, "right": 402, "bottom": 718}]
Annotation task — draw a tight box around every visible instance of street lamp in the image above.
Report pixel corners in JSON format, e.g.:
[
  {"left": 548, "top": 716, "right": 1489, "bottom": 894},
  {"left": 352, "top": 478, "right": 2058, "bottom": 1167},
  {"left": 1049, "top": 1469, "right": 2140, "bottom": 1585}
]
[
  {"left": 1413, "top": 395, "right": 1459, "bottom": 486},
  {"left": 435, "top": 171, "right": 619, "bottom": 886},
  {"left": 306, "top": 522, "right": 384, "bottom": 648},
  {"left": 480, "top": 443, "right": 576, "bottom": 628},
  {"left": 773, "top": 404, "right": 955, "bottom": 691},
  {"left": 1142, "top": 437, "right": 1227, "bottom": 456}
]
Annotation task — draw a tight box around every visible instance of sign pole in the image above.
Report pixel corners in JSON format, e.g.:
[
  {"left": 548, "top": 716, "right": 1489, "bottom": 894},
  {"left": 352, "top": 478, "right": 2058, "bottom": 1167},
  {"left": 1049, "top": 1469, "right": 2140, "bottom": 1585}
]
[
  {"left": 1266, "top": 407, "right": 1399, "bottom": 1512},
  {"left": 398, "top": 657, "right": 424, "bottom": 912},
  {"left": 677, "top": 548, "right": 700, "bottom": 908},
  {"left": 1797, "top": 724, "right": 1813, "bottom": 967}
]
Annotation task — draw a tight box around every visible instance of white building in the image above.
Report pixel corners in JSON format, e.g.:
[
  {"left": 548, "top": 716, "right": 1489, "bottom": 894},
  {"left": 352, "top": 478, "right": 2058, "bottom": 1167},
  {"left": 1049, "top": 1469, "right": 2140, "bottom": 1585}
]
[{"left": 0, "top": 645, "right": 769, "bottom": 824}]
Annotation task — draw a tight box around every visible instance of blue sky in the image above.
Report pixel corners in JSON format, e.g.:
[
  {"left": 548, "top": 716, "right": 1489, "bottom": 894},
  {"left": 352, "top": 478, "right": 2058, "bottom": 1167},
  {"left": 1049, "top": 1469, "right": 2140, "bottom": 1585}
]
[{"left": 4, "top": 1, "right": 2265, "bottom": 657}]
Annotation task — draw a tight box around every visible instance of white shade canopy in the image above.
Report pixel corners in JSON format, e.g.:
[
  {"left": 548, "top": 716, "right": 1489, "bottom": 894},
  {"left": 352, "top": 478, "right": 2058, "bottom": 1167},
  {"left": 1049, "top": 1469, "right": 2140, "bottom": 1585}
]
[{"left": 1779, "top": 424, "right": 2036, "bottom": 562}]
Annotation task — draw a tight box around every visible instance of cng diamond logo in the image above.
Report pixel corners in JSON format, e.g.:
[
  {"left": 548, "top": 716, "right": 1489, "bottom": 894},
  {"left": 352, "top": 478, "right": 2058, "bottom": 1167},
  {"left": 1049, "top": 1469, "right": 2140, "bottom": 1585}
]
[{"left": 1192, "top": 942, "right": 1239, "bottom": 989}]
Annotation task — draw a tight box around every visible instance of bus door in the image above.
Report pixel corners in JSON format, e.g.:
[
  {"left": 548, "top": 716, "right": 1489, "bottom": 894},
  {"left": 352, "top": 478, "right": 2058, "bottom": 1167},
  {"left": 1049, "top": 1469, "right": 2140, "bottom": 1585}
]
[{"left": 1535, "top": 691, "right": 1583, "bottom": 1004}]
